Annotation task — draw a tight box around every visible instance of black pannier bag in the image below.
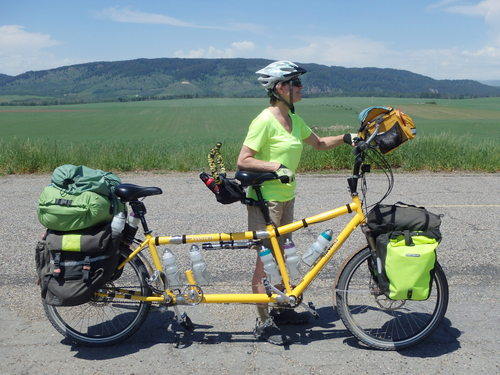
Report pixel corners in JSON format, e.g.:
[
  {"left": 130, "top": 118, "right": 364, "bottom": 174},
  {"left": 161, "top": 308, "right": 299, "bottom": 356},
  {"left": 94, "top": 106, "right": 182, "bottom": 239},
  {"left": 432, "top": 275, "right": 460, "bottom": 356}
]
[
  {"left": 366, "top": 202, "right": 443, "bottom": 300},
  {"left": 35, "top": 222, "right": 121, "bottom": 306},
  {"left": 367, "top": 202, "right": 442, "bottom": 238}
]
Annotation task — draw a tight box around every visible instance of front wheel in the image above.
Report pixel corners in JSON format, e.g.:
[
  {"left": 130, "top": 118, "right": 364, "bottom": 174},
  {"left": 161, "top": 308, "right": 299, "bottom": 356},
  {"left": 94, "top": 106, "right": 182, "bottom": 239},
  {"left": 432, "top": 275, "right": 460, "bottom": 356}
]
[
  {"left": 335, "top": 247, "right": 448, "bottom": 350},
  {"left": 43, "top": 246, "right": 152, "bottom": 346}
]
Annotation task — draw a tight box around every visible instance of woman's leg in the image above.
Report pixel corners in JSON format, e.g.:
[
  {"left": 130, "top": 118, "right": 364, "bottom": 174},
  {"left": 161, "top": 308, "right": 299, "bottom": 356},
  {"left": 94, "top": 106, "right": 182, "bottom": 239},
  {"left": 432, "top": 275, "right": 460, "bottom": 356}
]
[{"left": 248, "top": 200, "right": 294, "bottom": 320}]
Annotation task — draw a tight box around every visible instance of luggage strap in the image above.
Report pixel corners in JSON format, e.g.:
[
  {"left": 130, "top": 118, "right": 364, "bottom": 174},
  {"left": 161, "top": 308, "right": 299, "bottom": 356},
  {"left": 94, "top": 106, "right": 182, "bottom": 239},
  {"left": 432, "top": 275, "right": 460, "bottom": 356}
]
[
  {"left": 54, "top": 198, "right": 73, "bottom": 207},
  {"left": 53, "top": 251, "right": 62, "bottom": 276},
  {"left": 82, "top": 255, "right": 91, "bottom": 282}
]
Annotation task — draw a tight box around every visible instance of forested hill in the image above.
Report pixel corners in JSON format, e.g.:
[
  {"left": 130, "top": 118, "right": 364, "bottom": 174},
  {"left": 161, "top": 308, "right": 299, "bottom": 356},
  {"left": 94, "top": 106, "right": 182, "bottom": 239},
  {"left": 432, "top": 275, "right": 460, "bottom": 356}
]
[{"left": 1, "top": 58, "right": 499, "bottom": 105}]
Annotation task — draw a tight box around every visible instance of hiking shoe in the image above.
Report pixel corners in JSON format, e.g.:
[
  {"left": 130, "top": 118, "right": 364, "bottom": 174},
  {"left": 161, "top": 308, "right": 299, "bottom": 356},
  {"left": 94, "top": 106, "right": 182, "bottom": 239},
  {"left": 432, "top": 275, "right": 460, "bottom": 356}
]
[
  {"left": 253, "top": 318, "right": 292, "bottom": 346},
  {"left": 270, "top": 308, "right": 310, "bottom": 326}
]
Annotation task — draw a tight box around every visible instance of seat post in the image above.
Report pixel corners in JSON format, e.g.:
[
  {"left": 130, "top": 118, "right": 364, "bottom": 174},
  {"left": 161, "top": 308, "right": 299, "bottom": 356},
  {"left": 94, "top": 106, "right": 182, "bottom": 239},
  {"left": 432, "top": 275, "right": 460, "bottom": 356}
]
[
  {"left": 253, "top": 185, "right": 273, "bottom": 225},
  {"left": 129, "top": 200, "right": 151, "bottom": 234}
]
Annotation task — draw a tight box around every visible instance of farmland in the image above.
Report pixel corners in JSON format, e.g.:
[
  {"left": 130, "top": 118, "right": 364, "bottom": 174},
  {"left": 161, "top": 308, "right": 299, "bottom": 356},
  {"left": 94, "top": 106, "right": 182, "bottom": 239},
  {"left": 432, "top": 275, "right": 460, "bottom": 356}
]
[{"left": 0, "top": 97, "right": 499, "bottom": 173}]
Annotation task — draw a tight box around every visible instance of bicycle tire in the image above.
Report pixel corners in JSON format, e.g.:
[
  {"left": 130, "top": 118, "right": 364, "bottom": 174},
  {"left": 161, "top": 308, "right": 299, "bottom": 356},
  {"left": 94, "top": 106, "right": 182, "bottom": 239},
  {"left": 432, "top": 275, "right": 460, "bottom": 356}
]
[
  {"left": 335, "top": 247, "right": 448, "bottom": 350},
  {"left": 43, "top": 246, "right": 152, "bottom": 346}
]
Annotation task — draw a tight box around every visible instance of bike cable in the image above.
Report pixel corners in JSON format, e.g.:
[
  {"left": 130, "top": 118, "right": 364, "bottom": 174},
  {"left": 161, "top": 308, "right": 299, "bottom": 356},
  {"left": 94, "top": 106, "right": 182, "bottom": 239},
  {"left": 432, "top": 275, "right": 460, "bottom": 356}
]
[{"left": 362, "top": 148, "right": 394, "bottom": 211}]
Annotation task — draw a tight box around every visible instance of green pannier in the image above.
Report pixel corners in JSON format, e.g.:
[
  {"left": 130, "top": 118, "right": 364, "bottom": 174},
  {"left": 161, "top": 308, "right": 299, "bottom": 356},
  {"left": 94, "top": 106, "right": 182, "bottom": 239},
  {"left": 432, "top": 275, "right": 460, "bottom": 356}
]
[
  {"left": 37, "top": 164, "right": 124, "bottom": 231},
  {"left": 375, "top": 231, "right": 438, "bottom": 300},
  {"left": 367, "top": 202, "right": 443, "bottom": 301}
]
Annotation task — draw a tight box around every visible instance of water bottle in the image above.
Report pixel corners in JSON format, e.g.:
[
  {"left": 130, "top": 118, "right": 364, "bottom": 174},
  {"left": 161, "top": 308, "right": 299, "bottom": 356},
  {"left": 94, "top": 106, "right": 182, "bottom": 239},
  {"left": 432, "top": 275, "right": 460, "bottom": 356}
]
[
  {"left": 127, "top": 212, "right": 141, "bottom": 229},
  {"left": 283, "top": 238, "right": 301, "bottom": 281},
  {"left": 110, "top": 211, "right": 126, "bottom": 236},
  {"left": 189, "top": 245, "right": 210, "bottom": 285},
  {"left": 162, "top": 248, "right": 182, "bottom": 287},
  {"left": 259, "top": 246, "right": 281, "bottom": 285},
  {"left": 301, "top": 229, "right": 333, "bottom": 267}
]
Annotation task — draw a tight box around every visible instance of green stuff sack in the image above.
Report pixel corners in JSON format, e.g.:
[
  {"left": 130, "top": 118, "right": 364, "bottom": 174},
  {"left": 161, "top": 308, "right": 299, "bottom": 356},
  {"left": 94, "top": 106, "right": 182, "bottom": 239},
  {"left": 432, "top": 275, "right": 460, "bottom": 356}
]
[
  {"left": 37, "top": 164, "right": 124, "bottom": 231},
  {"left": 37, "top": 186, "right": 114, "bottom": 231},
  {"left": 375, "top": 231, "right": 438, "bottom": 300}
]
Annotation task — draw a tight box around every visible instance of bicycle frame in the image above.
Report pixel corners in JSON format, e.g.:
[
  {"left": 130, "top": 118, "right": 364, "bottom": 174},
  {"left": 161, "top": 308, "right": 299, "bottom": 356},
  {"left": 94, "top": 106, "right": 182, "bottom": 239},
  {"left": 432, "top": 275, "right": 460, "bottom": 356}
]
[
  {"left": 112, "top": 193, "right": 366, "bottom": 306},
  {"left": 106, "top": 137, "right": 380, "bottom": 307}
]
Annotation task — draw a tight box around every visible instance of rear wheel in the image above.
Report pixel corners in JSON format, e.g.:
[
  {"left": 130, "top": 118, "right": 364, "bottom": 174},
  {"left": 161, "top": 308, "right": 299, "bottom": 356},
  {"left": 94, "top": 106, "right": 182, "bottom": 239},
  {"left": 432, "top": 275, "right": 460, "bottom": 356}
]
[
  {"left": 335, "top": 247, "right": 448, "bottom": 350},
  {"left": 43, "top": 247, "right": 152, "bottom": 346}
]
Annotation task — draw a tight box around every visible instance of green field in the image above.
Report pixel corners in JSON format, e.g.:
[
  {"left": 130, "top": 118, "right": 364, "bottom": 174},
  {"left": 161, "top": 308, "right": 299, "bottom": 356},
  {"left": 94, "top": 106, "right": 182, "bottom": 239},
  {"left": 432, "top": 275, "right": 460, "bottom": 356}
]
[{"left": 0, "top": 97, "right": 499, "bottom": 173}]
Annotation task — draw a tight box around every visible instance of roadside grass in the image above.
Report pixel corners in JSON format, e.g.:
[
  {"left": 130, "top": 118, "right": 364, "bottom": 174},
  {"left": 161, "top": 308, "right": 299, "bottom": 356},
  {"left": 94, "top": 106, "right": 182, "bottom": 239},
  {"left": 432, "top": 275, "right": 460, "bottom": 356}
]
[
  {"left": 0, "top": 97, "right": 498, "bottom": 174},
  {"left": 1, "top": 133, "right": 497, "bottom": 174}
]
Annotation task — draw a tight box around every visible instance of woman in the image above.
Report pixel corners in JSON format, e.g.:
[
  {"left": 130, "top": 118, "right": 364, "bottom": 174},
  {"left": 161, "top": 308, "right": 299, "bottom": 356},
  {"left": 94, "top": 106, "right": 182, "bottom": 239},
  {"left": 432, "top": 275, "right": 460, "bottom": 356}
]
[{"left": 237, "top": 60, "right": 356, "bottom": 345}]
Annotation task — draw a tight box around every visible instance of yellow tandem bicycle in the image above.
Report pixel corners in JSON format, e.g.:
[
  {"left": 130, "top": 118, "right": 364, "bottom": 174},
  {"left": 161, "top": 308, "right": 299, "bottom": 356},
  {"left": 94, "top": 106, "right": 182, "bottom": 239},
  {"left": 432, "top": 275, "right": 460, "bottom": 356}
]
[{"left": 43, "top": 137, "right": 449, "bottom": 350}]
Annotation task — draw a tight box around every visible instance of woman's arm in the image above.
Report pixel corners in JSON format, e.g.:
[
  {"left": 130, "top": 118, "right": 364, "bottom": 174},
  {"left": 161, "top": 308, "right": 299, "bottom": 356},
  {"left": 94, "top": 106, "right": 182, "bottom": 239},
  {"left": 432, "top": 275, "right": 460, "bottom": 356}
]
[
  {"left": 237, "top": 145, "right": 281, "bottom": 172},
  {"left": 304, "top": 132, "right": 345, "bottom": 150}
]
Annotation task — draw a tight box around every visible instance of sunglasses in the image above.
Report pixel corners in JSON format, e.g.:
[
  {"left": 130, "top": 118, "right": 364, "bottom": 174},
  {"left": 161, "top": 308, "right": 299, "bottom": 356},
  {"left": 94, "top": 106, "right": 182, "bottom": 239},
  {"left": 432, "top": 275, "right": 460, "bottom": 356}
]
[{"left": 280, "top": 78, "right": 303, "bottom": 87}]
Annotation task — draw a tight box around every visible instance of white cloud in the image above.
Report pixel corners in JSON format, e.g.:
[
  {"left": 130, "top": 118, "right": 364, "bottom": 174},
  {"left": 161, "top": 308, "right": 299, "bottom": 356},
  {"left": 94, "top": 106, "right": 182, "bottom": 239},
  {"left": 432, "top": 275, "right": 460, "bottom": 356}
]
[
  {"left": 174, "top": 41, "right": 256, "bottom": 59},
  {"left": 260, "top": 34, "right": 500, "bottom": 80},
  {"left": 230, "top": 41, "right": 256, "bottom": 51},
  {"left": 425, "top": 0, "right": 500, "bottom": 78},
  {"left": 435, "top": 0, "right": 500, "bottom": 43},
  {"left": 443, "top": 0, "right": 500, "bottom": 19},
  {"left": 0, "top": 25, "right": 72, "bottom": 75},
  {"left": 98, "top": 7, "right": 264, "bottom": 33},
  {"left": 0, "top": 25, "right": 60, "bottom": 50},
  {"left": 99, "top": 7, "right": 197, "bottom": 27},
  {"left": 265, "top": 35, "right": 389, "bottom": 68}
]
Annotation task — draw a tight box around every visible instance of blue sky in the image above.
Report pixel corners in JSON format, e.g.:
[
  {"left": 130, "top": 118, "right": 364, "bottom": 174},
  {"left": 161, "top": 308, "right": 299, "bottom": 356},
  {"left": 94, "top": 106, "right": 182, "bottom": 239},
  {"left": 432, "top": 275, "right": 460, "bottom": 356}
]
[{"left": 1, "top": 1, "right": 499, "bottom": 80}]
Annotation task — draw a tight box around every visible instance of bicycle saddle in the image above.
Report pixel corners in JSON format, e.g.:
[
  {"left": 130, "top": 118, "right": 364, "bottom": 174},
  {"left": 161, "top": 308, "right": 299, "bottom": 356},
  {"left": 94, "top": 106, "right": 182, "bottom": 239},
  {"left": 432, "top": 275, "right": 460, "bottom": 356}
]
[
  {"left": 235, "top": 170, "right": 279, "bottom": 186},
  {"left": 115, "top": 183, "right": 163, "bottom": 201}
]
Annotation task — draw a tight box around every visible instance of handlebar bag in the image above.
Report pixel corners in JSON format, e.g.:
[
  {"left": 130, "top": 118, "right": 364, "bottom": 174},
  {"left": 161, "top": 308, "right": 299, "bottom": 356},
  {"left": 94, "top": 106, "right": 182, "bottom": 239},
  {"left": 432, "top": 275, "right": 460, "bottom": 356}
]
[
  {"left": 358, "top": 106, "right": 416, "bottom": 154},
  {"left": 35, "top": 223, "right": 121, "bottom": 306}
]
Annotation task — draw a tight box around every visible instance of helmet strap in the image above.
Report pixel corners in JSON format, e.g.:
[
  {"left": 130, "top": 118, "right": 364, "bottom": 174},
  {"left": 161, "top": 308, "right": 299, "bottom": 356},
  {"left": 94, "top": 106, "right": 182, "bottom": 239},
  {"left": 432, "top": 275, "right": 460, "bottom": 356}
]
[
  {"left": 271, "top": 83, "right": 295, "bottom": 113},
  {"left": 288, "top": 84, "right": 295, "bottom": 113}
]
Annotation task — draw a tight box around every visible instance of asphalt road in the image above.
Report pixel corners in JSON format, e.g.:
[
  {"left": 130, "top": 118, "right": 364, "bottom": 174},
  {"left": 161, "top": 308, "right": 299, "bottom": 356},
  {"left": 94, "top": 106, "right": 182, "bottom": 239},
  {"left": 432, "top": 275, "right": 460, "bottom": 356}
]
[{"left": 0, "top": 172, "right": 498, "bottom": 374}]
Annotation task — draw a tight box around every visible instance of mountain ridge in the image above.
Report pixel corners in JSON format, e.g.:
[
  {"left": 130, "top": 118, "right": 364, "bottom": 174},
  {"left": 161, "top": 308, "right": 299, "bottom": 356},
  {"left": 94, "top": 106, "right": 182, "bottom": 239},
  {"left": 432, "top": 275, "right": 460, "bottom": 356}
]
[{"left": 1, "top": 58, "right": 499, "bottom": 105}]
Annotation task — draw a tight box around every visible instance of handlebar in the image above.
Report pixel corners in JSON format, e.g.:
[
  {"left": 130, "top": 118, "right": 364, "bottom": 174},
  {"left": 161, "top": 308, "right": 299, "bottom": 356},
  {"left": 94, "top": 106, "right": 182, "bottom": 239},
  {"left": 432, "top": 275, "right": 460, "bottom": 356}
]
[{"left": 348, "top": 123, "right": 381, "bottom": 194}]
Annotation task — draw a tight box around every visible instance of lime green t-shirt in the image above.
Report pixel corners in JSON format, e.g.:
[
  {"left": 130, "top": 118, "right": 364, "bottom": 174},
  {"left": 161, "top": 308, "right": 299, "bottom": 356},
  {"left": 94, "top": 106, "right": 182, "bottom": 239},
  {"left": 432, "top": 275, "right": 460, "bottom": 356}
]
[{"left": 243, "top": 108, "right": 312, "bottom": 202}]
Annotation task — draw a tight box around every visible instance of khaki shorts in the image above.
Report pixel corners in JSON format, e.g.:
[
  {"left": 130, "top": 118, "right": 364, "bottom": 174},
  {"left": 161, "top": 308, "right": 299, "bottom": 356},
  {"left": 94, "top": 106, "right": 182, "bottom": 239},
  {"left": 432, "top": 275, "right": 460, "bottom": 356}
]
[{"left": 247, "top": 199, "right": 295, "bottom": 249}]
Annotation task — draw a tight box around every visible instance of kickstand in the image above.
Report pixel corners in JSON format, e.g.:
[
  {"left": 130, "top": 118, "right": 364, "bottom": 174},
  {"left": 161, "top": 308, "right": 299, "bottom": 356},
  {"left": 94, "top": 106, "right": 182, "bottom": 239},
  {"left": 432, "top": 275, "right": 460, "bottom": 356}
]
[
  {"left": 301, "top": 301, "right": 320, "bottom": 319},
  {"left": 171, "top": 306, "right": 195, "bottom": 332}
]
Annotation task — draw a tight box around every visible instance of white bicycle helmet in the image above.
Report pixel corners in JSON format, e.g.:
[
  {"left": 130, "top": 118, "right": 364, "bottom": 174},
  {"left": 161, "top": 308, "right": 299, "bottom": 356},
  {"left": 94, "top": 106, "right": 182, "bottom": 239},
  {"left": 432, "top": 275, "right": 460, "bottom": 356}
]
[{"left": 256, "top": 60, "right": 307, "bottom": 89}]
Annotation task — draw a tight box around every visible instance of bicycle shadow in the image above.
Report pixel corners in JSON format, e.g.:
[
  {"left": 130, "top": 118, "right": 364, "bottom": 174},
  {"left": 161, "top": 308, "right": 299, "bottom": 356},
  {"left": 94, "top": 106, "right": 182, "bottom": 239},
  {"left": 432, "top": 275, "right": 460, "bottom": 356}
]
[
  {"left": 69, "top": 306, "right": 460, "bottom": 359},
  {"left": 69, "top": 305, "right": 349, "bottom": 359},
  {"left": 395, "top": 317, "right": 462, "bottom": 357}
]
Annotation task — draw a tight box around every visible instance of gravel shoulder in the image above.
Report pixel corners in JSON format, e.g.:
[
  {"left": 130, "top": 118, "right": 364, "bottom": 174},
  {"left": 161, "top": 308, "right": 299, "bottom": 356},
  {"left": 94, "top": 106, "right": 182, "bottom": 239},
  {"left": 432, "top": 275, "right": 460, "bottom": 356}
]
[{"left": 0, "top": 172, "right": 498, "bottom": 374}]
